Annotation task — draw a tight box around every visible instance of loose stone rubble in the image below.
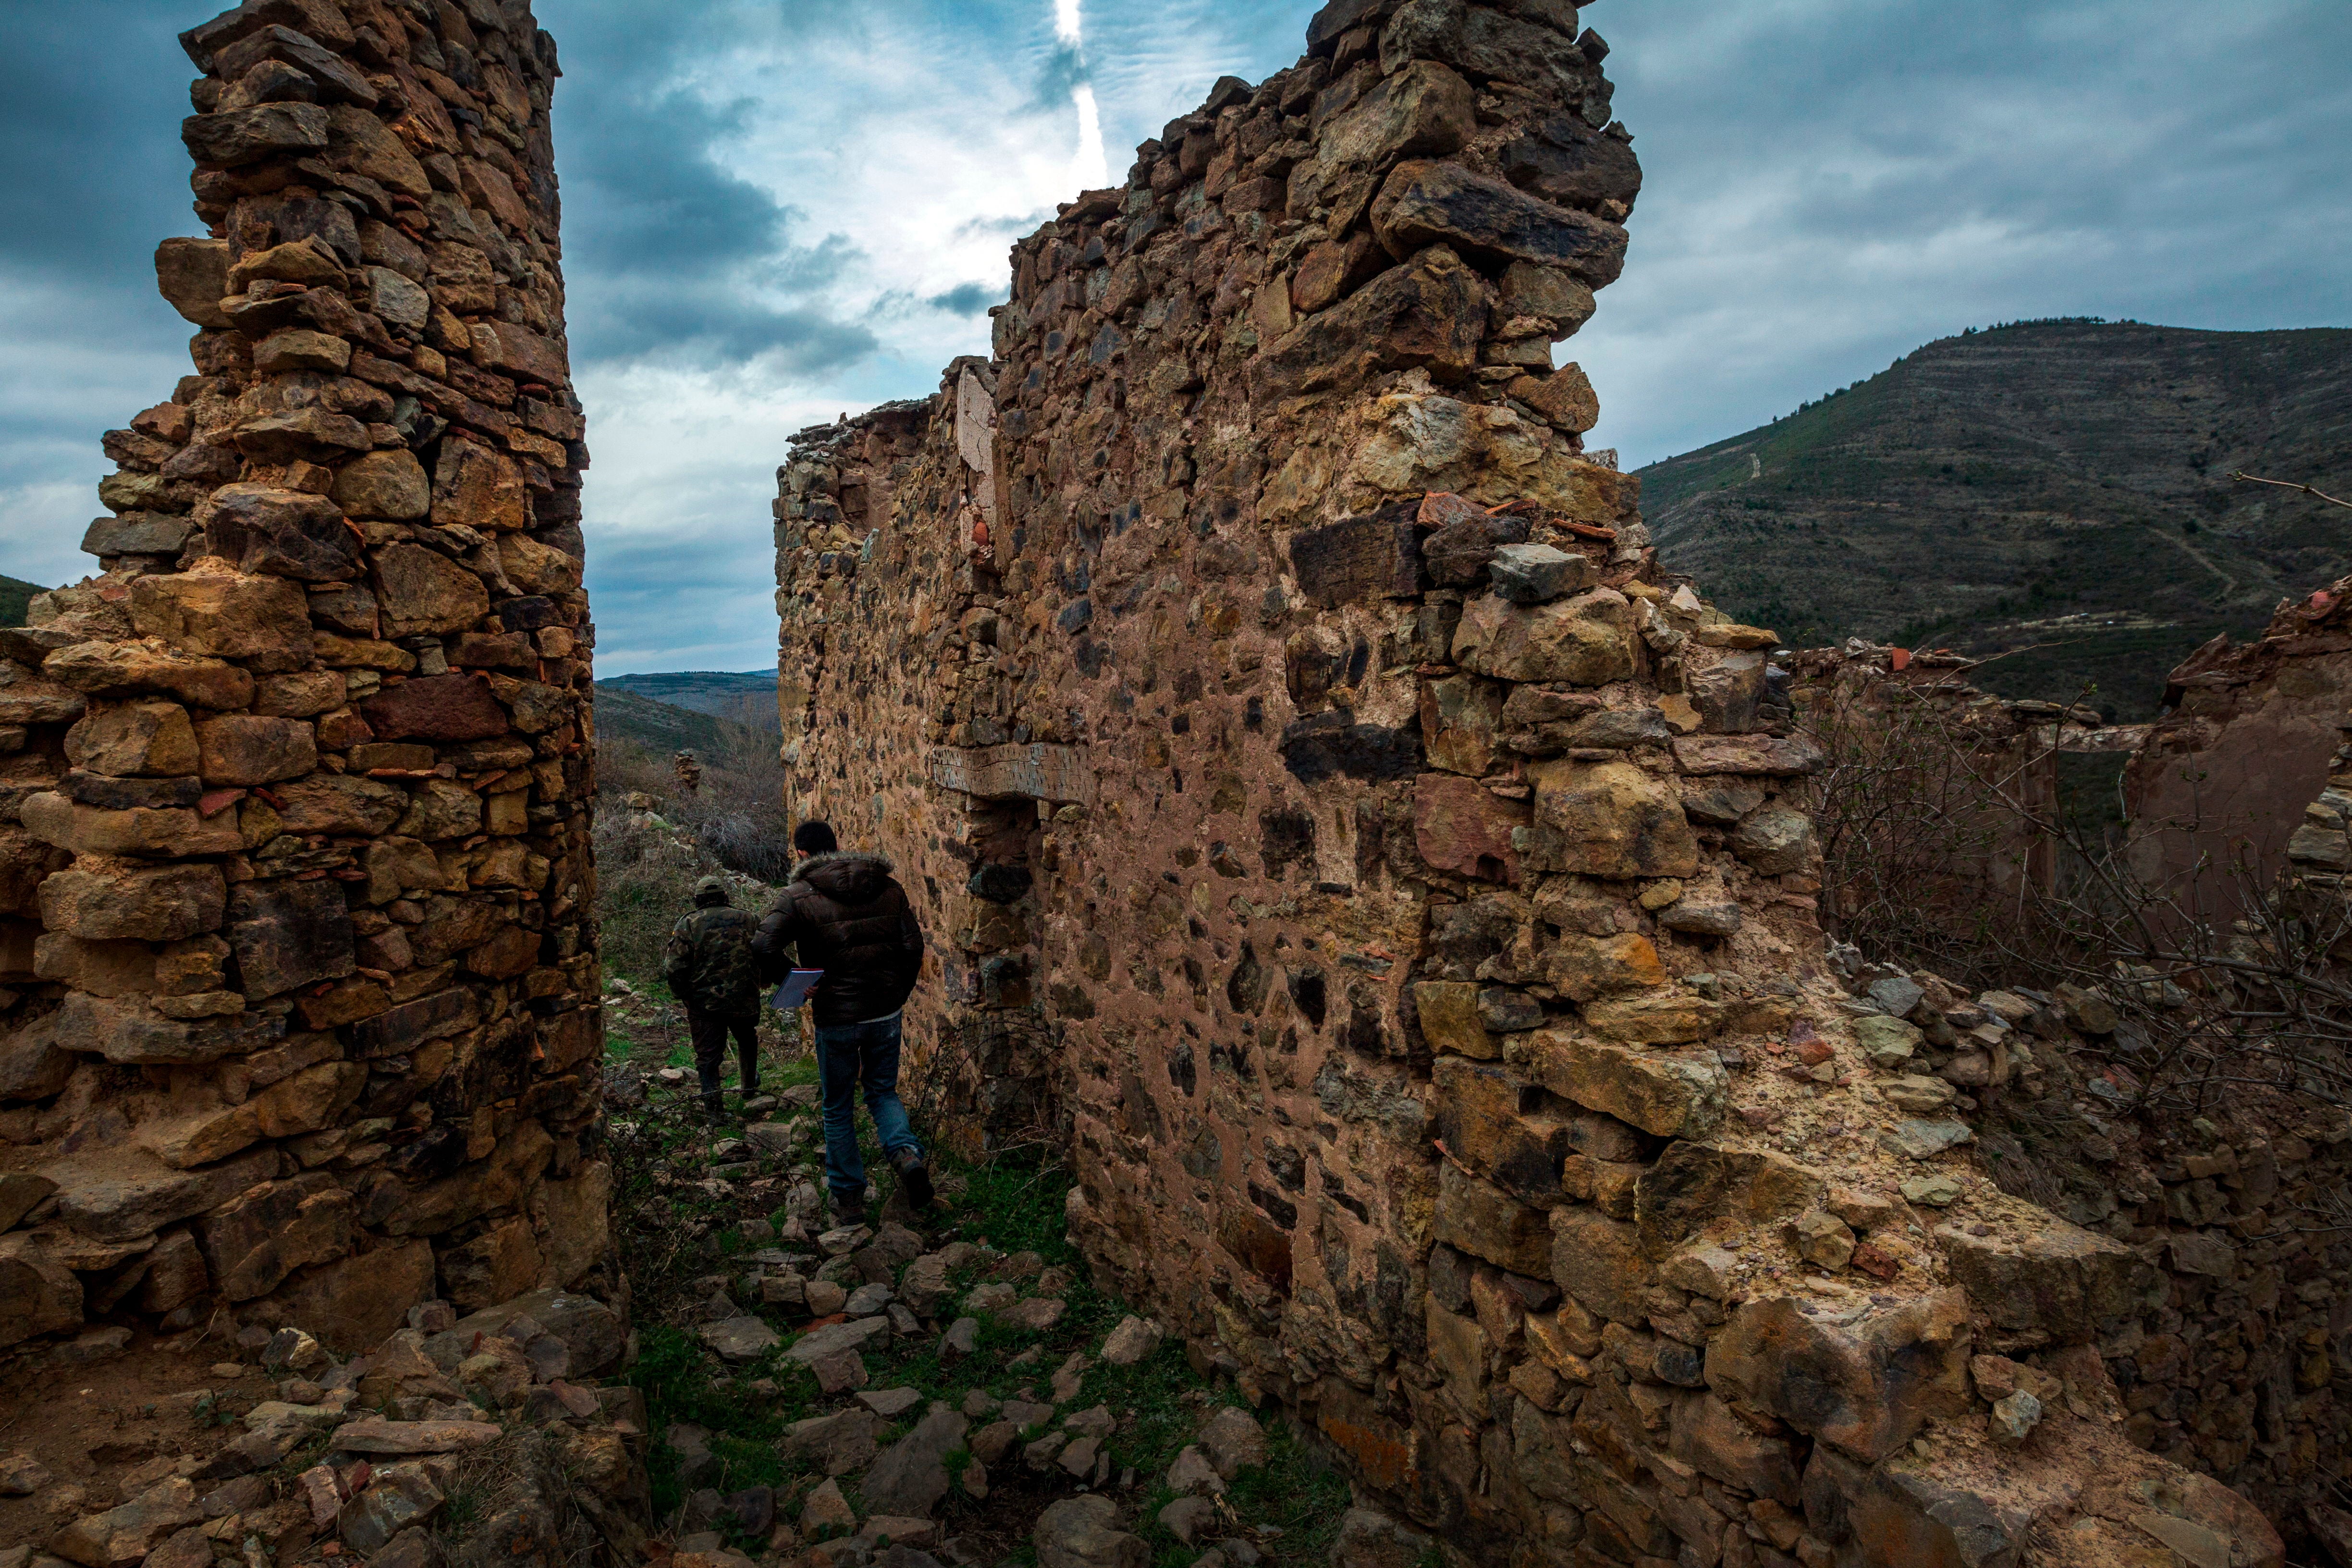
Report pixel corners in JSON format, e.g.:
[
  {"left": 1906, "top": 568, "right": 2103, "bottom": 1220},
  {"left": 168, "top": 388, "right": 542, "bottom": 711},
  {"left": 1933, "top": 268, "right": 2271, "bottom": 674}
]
[
  {"left": 0, "top": 0, "right": 607, "bottom": 1396},
  {"left": 770, "top": 1, "right": 2311, "bottom": 1563},
  {"left": 9, "top": 1291, "right": 642, "bottom": 1568}
]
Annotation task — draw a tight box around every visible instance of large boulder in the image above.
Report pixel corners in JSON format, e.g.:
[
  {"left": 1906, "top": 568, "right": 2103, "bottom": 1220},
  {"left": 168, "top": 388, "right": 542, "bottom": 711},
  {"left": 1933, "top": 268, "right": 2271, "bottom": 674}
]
[
  {"left": 1032, "top": 1495, "right": 1146, "bottom": 1568},
  {"left": 43, "top": 1145, "right": 278, "bottom": 1242},
  {"left": 360, "top": 675, "right": 508, "bottom": 742},
  {"left": 1499, "top": 111, "right": 1644, "bottom": 212},
  {"left": 225, "top": 878, "right": 356, "bottom": 998},
  {"left": 129, "top": 567, "right": 313, "bottom": 671},
  {"left": 1254, "top": 247, "right": 1487, "bottom": 399},
  {"left": 1312, "top": 59, "right": 1478, "bottom": 228},
  {"left": 860, "top": 1408, "right": 968, "bottom": 1519},
  {"left": 374, "top": 545, "right": 491, "bottom": 637},
  {"left": 39, "top": 863, "right": 225, "bottom": 942},
  {"left": 331, "top": 451, "right": 430, "bottom": 521},
  {"left": 1635, "top": 1143, "right": 1821, "bottom": 1260},
  {"left": 1520, "top": 1030, "right": 1725, "bottom": 1139},
  {"left": 202, "top": 486, "right": 364, "bottom": 582},
  {"left": 0, "top": 1233, "right": 85, "bottom": 1348},
  {"left": 42, "top": 642, "right": 253, "bottom": 710},
  {"left": 1936, "top": 1218, "right": 2150, "bottom": 1343},
  {"left": 431, "top": 441, "right": 527, "bottom": 532},
  {"left": 195, "top": 715, "right": 317, "bottom": 786},
  {"left": 1433, "top": 1161, "right": 1552, "bottom": 1274},
  {"left": 1452, "top": 588, "right": 1633, "bottom": 685},
  {"left": 1708, "top": 1289, "right": 1972, "bottom": 1462},
  {"left": 448, "top": 1288, "right": 625, "bottom": 1376},
  {"left": 1373, "top": 159, "right": 1629, "bottom": 285},
  {"left": 66, "top": 700, "right": 200, "bottom": 777}
]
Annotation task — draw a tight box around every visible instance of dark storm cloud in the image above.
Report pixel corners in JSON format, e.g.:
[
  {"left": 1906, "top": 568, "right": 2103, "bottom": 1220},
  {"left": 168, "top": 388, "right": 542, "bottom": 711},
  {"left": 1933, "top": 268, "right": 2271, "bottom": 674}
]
[
  {"left": 1573, "top": 0, "right": 2352, "bottom": 464},
  {"left": 925, "top": 282, "right": 1007, "bottom": 317},
  {"left": 548, "top": 0, "right": 879, "bottom": 372},
  {"left": 0, "top": 1, "right": 217, "bottom": 590},
  {"left": 0, "top": 1, "right": 196, "bottom": 282},
  {"left": 5, "top": 0, "right": 2345, "bottom": 666}
]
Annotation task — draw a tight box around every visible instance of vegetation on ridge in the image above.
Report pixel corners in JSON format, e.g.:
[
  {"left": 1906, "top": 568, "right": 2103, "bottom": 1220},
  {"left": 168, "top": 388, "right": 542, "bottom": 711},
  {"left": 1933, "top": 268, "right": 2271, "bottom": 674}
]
[{"left": 1642, "top": 319, "right": 2352, "bottom": 717}]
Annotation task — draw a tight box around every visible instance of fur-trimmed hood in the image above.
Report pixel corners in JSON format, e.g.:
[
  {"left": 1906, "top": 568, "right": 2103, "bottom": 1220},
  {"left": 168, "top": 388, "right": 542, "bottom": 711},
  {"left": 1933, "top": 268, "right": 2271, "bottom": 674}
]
[{"left": 791, "top": 850, "right": 894, "bottom": 902}]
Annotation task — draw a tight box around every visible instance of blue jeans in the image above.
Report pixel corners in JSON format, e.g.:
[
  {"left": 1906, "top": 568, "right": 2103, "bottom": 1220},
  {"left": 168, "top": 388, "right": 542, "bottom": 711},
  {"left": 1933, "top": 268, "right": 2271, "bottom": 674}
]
[{"left": 814, "top": 1013, "right": 920, "bottom": 1198}]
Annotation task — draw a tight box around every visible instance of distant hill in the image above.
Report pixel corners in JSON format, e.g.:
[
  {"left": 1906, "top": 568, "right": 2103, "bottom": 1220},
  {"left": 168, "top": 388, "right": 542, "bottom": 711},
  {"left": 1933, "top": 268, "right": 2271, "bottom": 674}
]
[
  {"left": 599, "top": 670, "right": 778, "bottom": 731},
  {"left": 592, "top": 684, "right": 760, "bottom": 759},
  {"left": 0, "top": 574, "right": 44, "bottom": 628},
  {"left": 1642, "top": 320, "right": 2352, "bottom": 717}
]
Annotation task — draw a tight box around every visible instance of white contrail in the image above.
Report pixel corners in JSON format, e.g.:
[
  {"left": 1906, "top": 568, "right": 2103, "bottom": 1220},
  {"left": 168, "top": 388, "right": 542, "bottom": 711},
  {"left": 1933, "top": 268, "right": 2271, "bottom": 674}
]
[
  {"left": 1070, "top": 82, "right": 1110, "bottom": 190},
  {"left": 1055, "top": 1, "right": 1107, "bottom": 191}
]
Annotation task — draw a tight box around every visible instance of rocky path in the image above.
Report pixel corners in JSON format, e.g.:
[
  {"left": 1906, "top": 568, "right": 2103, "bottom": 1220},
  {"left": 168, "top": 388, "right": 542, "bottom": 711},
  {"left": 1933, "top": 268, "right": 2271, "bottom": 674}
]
[{"left": 606, "top": 1080, "right": 1363, "bottom": 1568}]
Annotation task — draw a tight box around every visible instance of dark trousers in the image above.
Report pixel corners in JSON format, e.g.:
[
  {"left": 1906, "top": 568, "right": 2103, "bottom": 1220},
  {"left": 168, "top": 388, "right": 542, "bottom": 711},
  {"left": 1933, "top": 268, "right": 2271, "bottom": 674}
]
[
  {"left": 814, "top": 1013, "right": 919, "bottom": 1197},
  {"left": 689, "top": 1007, "right": 760, "bottom": 1109}
]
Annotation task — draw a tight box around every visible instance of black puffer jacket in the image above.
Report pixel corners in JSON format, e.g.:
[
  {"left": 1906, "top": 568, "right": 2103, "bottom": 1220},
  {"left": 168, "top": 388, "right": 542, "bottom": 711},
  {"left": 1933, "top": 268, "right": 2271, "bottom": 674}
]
[{"left": 750, "top": 851, "right": 925, "bottom": 1027}]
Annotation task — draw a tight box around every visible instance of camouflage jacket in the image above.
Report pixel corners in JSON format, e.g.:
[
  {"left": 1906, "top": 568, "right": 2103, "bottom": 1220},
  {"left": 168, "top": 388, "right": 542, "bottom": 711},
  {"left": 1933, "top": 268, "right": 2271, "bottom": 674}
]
[{"left": 663, "top": 905, "right": 762, "bottom": 1016}]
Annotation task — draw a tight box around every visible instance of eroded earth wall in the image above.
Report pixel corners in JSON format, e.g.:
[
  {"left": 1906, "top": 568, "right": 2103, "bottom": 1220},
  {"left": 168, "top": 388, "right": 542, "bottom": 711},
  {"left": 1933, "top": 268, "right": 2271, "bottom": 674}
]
[
  {"left": 2128, "top": 576, "right": 2352, "bottom": 921},
  {"left": 774, "top": 2, "right": 2312, "bottom": 1563},
  {"left": 0, "top": 0, "right": 606, "bottom": 1365}
]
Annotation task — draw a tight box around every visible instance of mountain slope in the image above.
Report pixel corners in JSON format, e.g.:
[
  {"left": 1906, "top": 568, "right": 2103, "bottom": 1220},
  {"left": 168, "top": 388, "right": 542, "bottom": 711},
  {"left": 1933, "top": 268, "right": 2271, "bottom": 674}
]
[
  {"left": 598, "top": 670, "right": 778, "bottom": 730},
  {"left": 593, "top": 685, "right": 754, "bottom": 759},
  {"left": 1642, "top": 320, "right": 2352, "bottom": 715},
  {"left": 0, "top": 574, "right": 44, "bottom": 628}
]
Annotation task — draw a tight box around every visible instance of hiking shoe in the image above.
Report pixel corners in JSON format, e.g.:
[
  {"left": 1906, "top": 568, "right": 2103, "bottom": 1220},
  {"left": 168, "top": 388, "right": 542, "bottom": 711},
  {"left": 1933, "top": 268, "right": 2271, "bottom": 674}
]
[
  {"left": 831, "top": 1189, "right": 868, "bottom": 1227},
  {"left": 892, "top": 1148, "right": 935, "bottom": 1211}
]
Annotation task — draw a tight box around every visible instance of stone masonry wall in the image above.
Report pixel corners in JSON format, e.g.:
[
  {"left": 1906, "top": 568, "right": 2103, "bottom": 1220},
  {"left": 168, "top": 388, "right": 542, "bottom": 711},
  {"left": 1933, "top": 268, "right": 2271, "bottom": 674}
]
[
  {"left": 1781, "top": 630, "right": 2352, "bottom": 1530},
  {"left": 0, "top": 0, "right": 607, "bottom": 1365},
  {"left": 2127, "top": 576, "right": 2352, "bottom": 923},
  {"left": 773, "top": 2, "right": 2299, "bottom": 1563}
]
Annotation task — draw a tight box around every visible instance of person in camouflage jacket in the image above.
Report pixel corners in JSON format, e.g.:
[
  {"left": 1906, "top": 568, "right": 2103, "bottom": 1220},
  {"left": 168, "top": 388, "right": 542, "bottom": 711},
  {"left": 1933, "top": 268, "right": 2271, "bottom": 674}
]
[{"left": 665, "top": 876, "right": 763, "bottom": 1120}]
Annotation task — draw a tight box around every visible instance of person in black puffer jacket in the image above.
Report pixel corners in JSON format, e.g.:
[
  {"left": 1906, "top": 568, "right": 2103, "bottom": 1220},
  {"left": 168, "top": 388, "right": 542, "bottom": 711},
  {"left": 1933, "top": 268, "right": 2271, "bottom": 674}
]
[{"left": 750, "top": 821, "right": 931, "bottom": 1222}]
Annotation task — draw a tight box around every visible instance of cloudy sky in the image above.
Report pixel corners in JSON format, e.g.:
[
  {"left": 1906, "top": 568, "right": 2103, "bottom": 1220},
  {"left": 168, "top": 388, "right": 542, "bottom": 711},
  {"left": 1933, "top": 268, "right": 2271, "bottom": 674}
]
[{"left": 1, "top": 0, "right": 2346, "bottom": 674}]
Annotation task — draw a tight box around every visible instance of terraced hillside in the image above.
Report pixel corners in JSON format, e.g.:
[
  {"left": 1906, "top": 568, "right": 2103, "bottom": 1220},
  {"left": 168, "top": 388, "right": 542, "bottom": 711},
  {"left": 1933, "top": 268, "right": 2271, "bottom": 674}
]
[{"left": 1642, "top": 320, "right": 2352, "bottom": 715}]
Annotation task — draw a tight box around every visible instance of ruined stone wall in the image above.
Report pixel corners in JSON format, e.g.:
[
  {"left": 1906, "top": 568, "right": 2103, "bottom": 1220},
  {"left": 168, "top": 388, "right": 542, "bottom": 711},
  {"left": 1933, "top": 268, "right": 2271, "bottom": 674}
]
[
  {"left": 0, "top": 0, "right": 605, "bottom": 1363},
  {"left": 772, "top": 1, "right": 2301, "bottom": 1562},
  {"left": 1755, "top": 634, "right": 2352, "bottom": 1533},
  {"left": 2128, "top": 576, "right": 2352, "bottom": 919},
  {"left": 1782, "top": 642, "right": 2148, "bottom": 916},
  {"left": 1787, "top": 591, "right": 2352, "bottom": 929}
]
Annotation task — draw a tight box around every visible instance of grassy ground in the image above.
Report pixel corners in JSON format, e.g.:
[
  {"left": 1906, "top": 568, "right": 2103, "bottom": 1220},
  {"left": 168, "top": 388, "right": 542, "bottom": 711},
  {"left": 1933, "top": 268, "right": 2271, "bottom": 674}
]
[
  {"left": 604, "top": 1092, "right": 1353, "bottom": 1564},
  {"left": 597, "top": 982, "right": 1352, "bottom": 1565},
  {"left": 590, "top": 801, "right": 1357, "bottom": 1564}
]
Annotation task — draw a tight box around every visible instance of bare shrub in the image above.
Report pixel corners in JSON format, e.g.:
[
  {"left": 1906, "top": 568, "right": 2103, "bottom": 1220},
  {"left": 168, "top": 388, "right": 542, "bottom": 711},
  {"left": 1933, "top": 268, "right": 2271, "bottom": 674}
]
[
  {"left": 596, "top": 716, "right": 796, "bottom": 884},
  {"left": 1804, "top": 669, "right": 2352, "bottom": 1144}
]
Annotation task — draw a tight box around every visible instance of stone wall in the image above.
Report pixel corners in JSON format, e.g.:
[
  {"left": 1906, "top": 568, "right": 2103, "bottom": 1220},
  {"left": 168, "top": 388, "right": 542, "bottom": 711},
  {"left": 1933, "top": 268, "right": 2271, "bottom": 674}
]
[
  {"left": 1781, "top": 641, "right": 2149, "bottom": 920},
  {"left": 2127, "top": 576, "right": 2352, "bottom": 921},
  {"left": 770, "top": 2, "right": 2303, "bottom": 1562},
  {"left": 1739, "top": 627, "right": 2352, "bottom": 1537},
  {"left": 0, "top": 0, "right": 606, "bottom": 1364},
  {"left": 1762, "top": 637, "right": 2352, "bottom": 1537},
  {"left": 1786, "top": 584, "right": 2352, "bottom": 932}
]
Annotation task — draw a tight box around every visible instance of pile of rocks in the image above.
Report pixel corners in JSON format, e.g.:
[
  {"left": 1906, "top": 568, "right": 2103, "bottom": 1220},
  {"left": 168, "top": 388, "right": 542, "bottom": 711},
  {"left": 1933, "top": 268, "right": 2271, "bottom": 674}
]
[
  {"left": 2, "top": 1287, "right": 637, "bottom": 1568},
  {"left": 0, "top": 0, "right": 604, "bottom": 1368}
]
